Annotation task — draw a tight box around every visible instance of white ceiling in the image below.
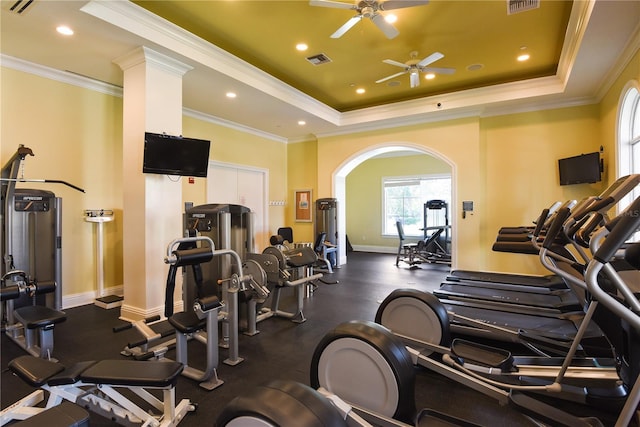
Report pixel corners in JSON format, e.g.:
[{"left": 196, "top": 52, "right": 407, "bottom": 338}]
[{"left": 1, "top": 0, "right": 639, "bottom": 142}]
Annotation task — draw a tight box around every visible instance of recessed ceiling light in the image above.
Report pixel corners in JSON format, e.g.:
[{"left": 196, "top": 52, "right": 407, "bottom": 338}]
[
  {"left": 424, "top": 73, "right": 436, "bottom": 80},
  {"left": 296, "top": 43, "right": 308, "bottom": 51},
  {"left": 56, "top": 25, "right": 74, "bottom": 36},
  {"left": 517, "top": 53, "right": 530, "bottom": 62},
  {"left": 298, "top": 120, "right": 306, "bottom": 126},
  {"left": 385, "top": 14, "right": 397, "bottom": 24},
  {"left": 226, "top": 92, "right": 237, "bottom": 98},
  {"left": 356, "top": 88, "right": 365, "bottom": 94},
  {"left": 467, "top": 63, "right": 484, "bottom": 71}
]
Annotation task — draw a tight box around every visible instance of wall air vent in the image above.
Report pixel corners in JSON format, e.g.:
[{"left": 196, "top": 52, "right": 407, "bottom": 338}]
[
  {"left": 8, "top": 0, "right": 35, "bottom": 14},
  {"left": 306, "top": 53, "right": 332, "bottom": 66},
  {"left": 507, "top": 0, "right": 540, "bottom": 15}
]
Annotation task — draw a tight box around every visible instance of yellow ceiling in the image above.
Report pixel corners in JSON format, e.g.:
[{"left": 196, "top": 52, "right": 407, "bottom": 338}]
[{"left": 134, "top": 0, "right": 572, "bottom": 112}]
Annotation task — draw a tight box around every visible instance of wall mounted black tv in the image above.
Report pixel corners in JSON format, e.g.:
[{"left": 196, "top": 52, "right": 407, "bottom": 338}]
[
  {"left": 558, "top": 152, "right": 602, "bottom": 186},
  {"left": 143, "top": 132, "right": 211, "bottom": 178}
]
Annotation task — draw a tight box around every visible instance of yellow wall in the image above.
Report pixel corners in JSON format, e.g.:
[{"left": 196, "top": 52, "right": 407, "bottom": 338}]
[
  {"left": 181, "top": 115, "right": 288, "bottom": 237},
  {"left": 286, "top": 139, "right": 318, "bottom": 243},
  {"left": 0, "top": 68, "right": 288, "bottom": 306},
  {"left": 1, "top": 68, "right": 124, "bottom": 297},
  {"left": 481, "top": 105, "right": 606, "bottom": 273},
  {"left": 346, "top": 154, "right": 451, "bottom": 250},
  {"left": 1, "top": 43, "right": 638, "bottom": 304},
  {"left": 599, "top": 48, "right": 640, "bottom": 180},
  {"left": 312, "top": 118, "right": 485, "bottom": 271}
]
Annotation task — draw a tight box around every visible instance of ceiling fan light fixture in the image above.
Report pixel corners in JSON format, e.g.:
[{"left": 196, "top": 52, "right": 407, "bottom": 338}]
[{"left": 384, "top": 14, "right": 397, "bottom": 24}]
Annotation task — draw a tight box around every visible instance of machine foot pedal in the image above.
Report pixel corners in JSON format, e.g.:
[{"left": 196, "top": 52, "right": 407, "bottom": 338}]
[{"left": 451, "top": 339, "right": 515, "bottom": 372}]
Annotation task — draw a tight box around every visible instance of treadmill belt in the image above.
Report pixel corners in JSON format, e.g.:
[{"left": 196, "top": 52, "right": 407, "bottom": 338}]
[
  {"left": 443, "top": 302, "right": 603, "bottom": 341},
  {"left": 435, "top": 284, "right": 582, "bottom": 312},
  {"left": 449, "top": 270, "right": 565, "bottom": 289}
]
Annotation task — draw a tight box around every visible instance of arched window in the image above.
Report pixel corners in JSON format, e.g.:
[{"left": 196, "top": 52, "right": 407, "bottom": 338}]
[{"left": 617, "top": 82, "right": 640, "bottom": 211}]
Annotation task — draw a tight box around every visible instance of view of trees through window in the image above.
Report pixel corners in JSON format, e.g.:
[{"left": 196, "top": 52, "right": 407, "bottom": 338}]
[{"left": 384, "top": 175, "right": 451, "bottom": 236}]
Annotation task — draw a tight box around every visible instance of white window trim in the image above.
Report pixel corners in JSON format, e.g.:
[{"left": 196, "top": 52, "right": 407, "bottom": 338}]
[
  {"left": 616, "top": 80, "right": 640, "bottom": 213},
  {"left": 381, "top": 173, "right": 452, "bottom": 237}
]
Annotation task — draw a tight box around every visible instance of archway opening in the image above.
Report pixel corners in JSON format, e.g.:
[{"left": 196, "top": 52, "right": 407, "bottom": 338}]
[{"left": 332, "top": 143, "right": 455, "bottom": 267}]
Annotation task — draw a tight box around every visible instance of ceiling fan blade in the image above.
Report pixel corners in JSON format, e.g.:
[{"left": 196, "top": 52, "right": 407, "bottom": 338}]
[
  {"left": 380, "top": 0, "right": 429, "bottom": 11},
  {"left": 422, "top": 66, "right": 456, "bottom": 75},
  {"left": 309, "top": 0, "right": 358, "bottom": 10},
  {"left": 417, "top": 51, "right": 444, "bottom": 67},
  {"left": 376, "top": 71, "right": 408, "bottom": 84},
  {"left": 382, "top": 59, "right": 409, "bottom": 68},
  {"left": 409, "top": 71, "right": 420, "bottom": 88},
  {"left": 371, "top": 13, "right": 399, "bottom": 39},
  {"left": 331, "top": 15, "right": 362, "bottom": 38}
]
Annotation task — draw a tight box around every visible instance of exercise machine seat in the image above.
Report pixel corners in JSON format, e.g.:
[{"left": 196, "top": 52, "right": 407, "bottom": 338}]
[
  {"left": 80, "top": 359, "right": 184, "bottom": 387},
  {"left": 14, "top": 305, "right": 66, "bottom": 328},
  {"left": 168, "top": 310, "right": 207, "bottom": 334}
]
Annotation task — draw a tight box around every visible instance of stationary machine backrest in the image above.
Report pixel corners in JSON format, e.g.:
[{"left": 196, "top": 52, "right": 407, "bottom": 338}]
[
  {"left": 396, "top": 221, "right": 406, "bottom": 241},
  {"left": 277, "top": 227, "right": 294, "bottom": 244},
  {"left": 164, "top": 242, "right": 214, "bottom": 318},
  {"left": 314, "top": 232, "right": 327, "bottom": 253}
]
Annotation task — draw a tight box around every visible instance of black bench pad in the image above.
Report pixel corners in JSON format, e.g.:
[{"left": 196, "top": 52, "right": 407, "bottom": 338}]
[
  {"left": 79, "top": 360, "right": 184, "bottom": 387},
  {"left": 48, "top": 361, "right": 98, "bottom": 386},
  {"left": 169, "top": 311, "right": 206, "bottom": 334},
  {"left": 14, "top": 306, "right": 66, "bottom": 328},
  {"left": 9, "top": 356, "right": 183, "bottom": 388},
  {"left": 9, "top": 355, "right": 65, "bottom": 386},
  {"left": 15, "top": 401, "right": 89, "bottom": 427}
]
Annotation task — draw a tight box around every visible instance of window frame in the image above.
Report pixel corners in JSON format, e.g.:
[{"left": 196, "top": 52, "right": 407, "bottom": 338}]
[
  {"left": 617, "top": 81, "right": 640, "bottom": 212},
  {"left": 381, "top": 173, "right": 452, "bottom": 238}
]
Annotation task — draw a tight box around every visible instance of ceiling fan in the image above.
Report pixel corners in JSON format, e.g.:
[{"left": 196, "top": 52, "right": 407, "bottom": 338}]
[
  {"left": 309, "top": 0, "right": 429, "bottom": 39},
  {"left": 376, "top": 51, "right": 455, "bottom": 88}
]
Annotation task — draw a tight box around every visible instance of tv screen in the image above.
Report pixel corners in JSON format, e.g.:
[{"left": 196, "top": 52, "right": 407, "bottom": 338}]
[
  {"left": 143, "top": 132, "right": 211, "bottom": 178},
  {"left": 558, "top": 152, "right": 601, "bottom": 186}
]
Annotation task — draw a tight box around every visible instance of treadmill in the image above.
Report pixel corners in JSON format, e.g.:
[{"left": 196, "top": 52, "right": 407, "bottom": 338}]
[
  {"left": 443, "top": 175, "right": 640, "bottom": 296},
  {"left": 430, "top": 175, "right": 640, "bottom": 354}
]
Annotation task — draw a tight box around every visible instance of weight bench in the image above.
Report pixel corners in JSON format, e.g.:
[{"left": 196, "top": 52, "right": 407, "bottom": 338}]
[{"left": 0, "top": 355, "right": 195, "bottom": 427}]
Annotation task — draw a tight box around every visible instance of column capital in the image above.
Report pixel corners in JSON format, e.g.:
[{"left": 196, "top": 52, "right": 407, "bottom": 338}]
[{"left": 114, "top": 46, "right": 193, "bottom": 76}]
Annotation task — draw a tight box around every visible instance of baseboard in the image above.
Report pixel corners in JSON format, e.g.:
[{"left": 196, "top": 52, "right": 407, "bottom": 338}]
[
  {"left": 351, "top": 245, "right": 397, "bottom": 254},
  {"left": 62, "top": 285, "right": 124, "bottom": 309}
]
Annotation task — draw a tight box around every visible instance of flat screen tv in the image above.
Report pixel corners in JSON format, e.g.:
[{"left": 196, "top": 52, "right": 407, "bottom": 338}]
[
  {"left": 143, "top": 132, "right": 211, "bottom": 178},
  {"left": 558, "top": 152, "right": 602, "bottom": 186}
]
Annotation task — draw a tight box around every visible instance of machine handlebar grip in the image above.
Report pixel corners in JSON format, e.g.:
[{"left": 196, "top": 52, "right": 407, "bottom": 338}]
[
  {"left": 173, "top": 248, "right": 213, "bottom": 267},
  {"left": 270, "top": 235, "right": 285, "bottom": 245},
  {"left": 34, "top": 281, "right": 57, "bottom": 295},
  {"left": 594, "top": 197, "right": 640, "bottom": 263},
  {"left": 0, "top": 285, "right": 21, "bottom": 301},
  {"left": 625, "top": 243, "right": 640, "bottom": 270},
  {"left": 165, "top": 264, "right": 178, "bottom": 318},
  {"left": 196, "top": 295, "right": 222, "bottom": 312},
  {"left": 573, "top": 213, "right": 603, "bottom": 248},
  {"left": 542, "top": 207, "right": 572, "bottom": 249},
  {"left": 532, "top": 208, "right": 550, "bottom": 238},
  {"left": 574, "top": 196, "right": 615, "bottom": 221},
  {"left": 113, "top": 323, "right": 133, "bottom": 333}
]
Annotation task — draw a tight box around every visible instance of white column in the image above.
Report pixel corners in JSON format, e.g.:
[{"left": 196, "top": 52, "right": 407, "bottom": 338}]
[{"left": 114, "top": 46, "right": 192, "bottom": 320}]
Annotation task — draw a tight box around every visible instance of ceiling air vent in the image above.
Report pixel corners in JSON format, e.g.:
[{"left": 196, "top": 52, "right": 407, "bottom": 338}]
[
  {"left": 507, "top": 0, "right": 540, "bottom": 15},
  {"left": 8, "top": 0, "right": 35, "bottom": 14},
  {"left": 306, "top": 53, "right": 332, "bottom": 66}
]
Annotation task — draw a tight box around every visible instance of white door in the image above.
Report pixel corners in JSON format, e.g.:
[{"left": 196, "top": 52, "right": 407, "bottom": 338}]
[{"left": 207, "top": 162, "right": 268, "bottom": 251}]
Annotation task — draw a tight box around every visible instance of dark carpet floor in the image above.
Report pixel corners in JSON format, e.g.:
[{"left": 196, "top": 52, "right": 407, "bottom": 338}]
[{"left": 0, "top": 252, "right": 623, "bottom": 426}]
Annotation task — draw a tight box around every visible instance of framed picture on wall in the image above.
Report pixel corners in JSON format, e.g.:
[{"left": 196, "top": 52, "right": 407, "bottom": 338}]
[{"left": 295, "top": 189, "right": 312, "bottom": 222}]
